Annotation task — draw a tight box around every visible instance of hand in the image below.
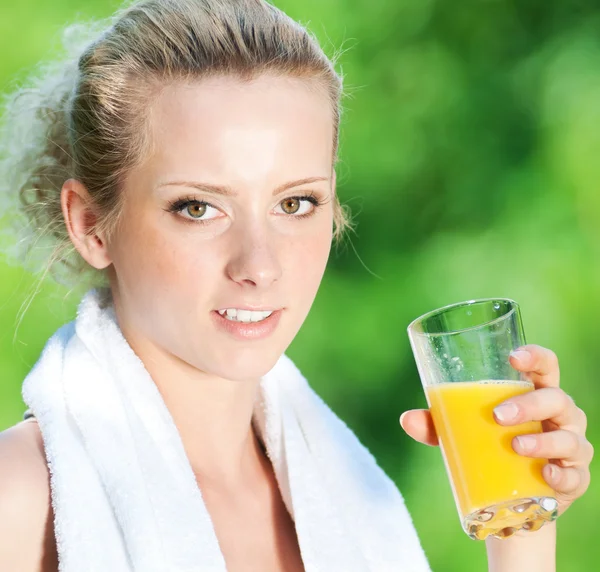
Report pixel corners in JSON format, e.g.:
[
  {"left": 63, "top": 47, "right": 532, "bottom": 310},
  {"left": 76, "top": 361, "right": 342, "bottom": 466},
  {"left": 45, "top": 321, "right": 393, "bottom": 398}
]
[{"left": 400, "top": 344, "right": 593, "bottom": 517}]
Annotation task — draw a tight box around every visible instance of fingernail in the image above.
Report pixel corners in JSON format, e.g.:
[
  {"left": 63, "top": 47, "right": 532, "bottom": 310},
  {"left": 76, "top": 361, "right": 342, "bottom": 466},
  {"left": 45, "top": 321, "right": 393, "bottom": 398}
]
[
  {"left": 399, "top": 411, "right": 408, "bottom": 427},
  {"left": 493, "top": 402, "right": 519, "bottom": 422},
  {"left": 547, "top": 464, "right": 558, "bottom": 481},
  {"left": 516, "top": 435, "right": 536, "bottom": 452},
  {"left": 510, "top": 349, "right": 531, "bottom": 365}
]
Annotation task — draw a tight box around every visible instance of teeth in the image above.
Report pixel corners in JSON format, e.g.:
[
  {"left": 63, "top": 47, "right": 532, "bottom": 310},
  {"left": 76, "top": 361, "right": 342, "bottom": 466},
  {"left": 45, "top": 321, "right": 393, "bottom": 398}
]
[{"left": 217, "top": 308, "right": 274, "bottom": 323}]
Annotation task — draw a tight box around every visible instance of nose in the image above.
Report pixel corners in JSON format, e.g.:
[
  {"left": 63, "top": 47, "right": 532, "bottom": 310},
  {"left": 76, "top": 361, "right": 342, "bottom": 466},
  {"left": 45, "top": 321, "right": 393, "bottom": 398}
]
[{"left": 225, "top": 223, "right": 282, "bottom": 289}]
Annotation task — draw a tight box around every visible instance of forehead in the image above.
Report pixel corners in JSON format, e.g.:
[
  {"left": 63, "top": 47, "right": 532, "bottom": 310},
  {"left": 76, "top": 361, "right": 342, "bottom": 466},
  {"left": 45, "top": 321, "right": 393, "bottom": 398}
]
[{"left": 142, "top": 74, "right": 334, "bottom": 187}]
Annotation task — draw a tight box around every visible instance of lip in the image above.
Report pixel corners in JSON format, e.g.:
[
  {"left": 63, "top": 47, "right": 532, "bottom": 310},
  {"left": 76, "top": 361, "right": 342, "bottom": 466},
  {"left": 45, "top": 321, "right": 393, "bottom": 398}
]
[
  {"left": 211, "top": 308, "right": 283, "bottom": 341},
  {"left": 216, "top": 306, "right": 280, "bottom": 312}
]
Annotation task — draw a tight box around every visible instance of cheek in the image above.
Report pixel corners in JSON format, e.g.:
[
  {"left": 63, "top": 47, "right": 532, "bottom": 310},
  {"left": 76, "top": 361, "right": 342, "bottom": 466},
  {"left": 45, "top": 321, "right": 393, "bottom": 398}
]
[
  {"left": 112, "top": 220, "right": 218, "bottom": 303},
  {"left": 287, "top": 226, "right": 332, "bottom": 297},
  {"left": 111, "top": 225, "right": 224, "bottom": 345}
]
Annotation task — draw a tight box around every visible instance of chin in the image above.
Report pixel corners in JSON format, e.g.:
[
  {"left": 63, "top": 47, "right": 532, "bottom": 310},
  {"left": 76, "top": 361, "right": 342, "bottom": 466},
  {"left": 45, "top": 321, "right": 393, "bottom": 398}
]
[{"left": 205, "top": 348, "right": 284, "bottom": 382}]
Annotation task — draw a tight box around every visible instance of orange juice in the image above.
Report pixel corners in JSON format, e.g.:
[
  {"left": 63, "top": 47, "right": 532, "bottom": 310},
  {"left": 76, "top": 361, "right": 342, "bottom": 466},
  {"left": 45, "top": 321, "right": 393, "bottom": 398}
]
[{"left": 426, "top": 380, "right": 555, "bottom": 519}]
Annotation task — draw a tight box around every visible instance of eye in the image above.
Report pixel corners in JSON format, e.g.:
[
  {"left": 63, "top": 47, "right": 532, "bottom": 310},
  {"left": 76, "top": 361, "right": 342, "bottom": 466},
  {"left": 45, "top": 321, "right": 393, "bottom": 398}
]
[
  {"left": 275, "top": 195, "right": 319, "bottom": 217},
  {"left": 184, "top": 203, "right": 208, "bottom": 219},
  {"left": 167, "top": 198, "right": 222, "bottom": 222}
]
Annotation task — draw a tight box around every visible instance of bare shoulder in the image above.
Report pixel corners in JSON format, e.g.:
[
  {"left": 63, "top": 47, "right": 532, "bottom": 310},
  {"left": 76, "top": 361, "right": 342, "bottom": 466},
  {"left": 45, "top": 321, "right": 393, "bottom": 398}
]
[{"left": 0, "top": 420, "right": 58, "bottom": 572}]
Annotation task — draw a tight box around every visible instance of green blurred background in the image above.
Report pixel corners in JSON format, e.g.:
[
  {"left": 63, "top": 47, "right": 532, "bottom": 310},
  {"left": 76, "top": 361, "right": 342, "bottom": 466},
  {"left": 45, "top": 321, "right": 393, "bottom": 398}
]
[{"left": 1, "top": 0, "right": 598, "bottom": 569}]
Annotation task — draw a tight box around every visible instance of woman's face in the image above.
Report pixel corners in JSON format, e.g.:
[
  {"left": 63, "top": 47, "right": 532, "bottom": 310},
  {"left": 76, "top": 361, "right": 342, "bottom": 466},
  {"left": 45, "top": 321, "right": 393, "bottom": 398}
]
[{"left": 106, "top": 74, "right": 335, "bottom": 381}]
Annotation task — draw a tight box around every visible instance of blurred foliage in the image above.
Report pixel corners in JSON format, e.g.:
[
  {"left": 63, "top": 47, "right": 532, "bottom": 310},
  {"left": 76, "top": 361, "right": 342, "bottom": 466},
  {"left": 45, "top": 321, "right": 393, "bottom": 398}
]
[{"left": 1, "top": 0, "right": 599, "bottom": 569}]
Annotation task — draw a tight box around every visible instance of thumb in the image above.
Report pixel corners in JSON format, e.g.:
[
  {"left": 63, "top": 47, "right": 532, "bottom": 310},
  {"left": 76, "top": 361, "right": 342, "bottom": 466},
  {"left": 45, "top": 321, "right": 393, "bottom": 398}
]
[{"left": 399, "top": 409, "right": 439, "bottom": 447}]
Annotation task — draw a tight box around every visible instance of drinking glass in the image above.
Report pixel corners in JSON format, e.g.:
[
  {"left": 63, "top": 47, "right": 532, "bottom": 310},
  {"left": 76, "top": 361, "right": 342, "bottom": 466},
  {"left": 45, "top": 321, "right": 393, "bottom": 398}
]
[{"left": 407, "top": 299, "right": 558, "bottom": 540}]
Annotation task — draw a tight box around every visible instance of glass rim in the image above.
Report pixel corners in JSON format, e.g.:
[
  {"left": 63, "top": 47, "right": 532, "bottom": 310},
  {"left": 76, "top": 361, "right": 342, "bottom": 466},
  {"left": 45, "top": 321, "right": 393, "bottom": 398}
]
[{"left": 407, "top": 297, "right": 519, "bottom": 337}]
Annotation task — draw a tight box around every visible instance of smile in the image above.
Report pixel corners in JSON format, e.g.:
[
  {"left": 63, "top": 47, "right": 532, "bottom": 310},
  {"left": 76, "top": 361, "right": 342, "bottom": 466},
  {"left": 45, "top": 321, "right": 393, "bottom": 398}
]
[
  {"left": 212, "top": 308, "right": 283, "bottom": 341},
  {"left": 217, "top": 308, "right": 274, "bottom": 323}
]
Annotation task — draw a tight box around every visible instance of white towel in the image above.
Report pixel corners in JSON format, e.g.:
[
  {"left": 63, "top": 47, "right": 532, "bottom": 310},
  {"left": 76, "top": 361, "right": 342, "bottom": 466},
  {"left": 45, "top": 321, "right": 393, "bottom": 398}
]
[{"left": 22, "top": 287, "right": 431, "bottom": 572}]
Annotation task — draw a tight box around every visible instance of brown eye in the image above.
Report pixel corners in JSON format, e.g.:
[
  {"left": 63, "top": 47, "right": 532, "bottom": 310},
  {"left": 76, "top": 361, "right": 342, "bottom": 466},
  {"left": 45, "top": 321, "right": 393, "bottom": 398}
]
[
  {"left": 281, "top": 198, "right": 300, "bottom": 214},
  {"left": 186, "top": 203, "right": 207, "bottom": 218}
]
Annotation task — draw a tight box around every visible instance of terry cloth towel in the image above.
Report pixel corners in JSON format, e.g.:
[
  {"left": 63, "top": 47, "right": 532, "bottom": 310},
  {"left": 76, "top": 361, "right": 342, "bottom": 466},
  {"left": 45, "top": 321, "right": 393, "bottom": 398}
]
[{"left": 22, "top": 288, "right": 431, "bottom": 572}]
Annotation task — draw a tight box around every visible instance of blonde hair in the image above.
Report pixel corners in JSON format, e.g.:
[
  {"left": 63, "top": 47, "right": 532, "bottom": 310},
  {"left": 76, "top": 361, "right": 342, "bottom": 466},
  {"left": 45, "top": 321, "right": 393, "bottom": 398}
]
[{"left": 0, "top": 0, "right": 353, "bottom": 288}]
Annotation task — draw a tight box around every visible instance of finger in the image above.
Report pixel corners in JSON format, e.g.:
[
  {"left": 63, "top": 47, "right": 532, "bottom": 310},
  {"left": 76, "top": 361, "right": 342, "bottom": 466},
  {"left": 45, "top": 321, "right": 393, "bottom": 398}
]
[
  {"left": 493, "top": 387, "right": 586, "bottom": 433},
  {"left": 543, "top": 463, "right": 589, "bottom": 496},
  {"left": 512, "top": 430, "right": 593, "bottom": 466},
  {"left": 399, "top": 409, "right": 439, "bottom": 447},
  {"left": 509, "top": 344, "right": 560, "bottom": 388}
]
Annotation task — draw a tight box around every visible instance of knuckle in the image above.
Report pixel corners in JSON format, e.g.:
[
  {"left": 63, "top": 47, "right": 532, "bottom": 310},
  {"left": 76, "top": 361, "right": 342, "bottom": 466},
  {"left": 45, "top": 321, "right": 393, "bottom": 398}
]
[
  {"left": 584, "top": 439, "right": 595, "bottom": 463},
  {"left": 564, "top": 469, "right": 582, "bottom": 492},
  {"left": 546, "top": 349, "right": 559, "bottom": 369},
  {"left": 524, "top": 344, "right": 542, "bottom": 364},
  {"left": 525, "top": 388, "right": 543, "bottom": 407},
  {"left": 576, "top": 407, "right": 588, "bottom": 432},
  {"left": 567, "top": 431, "right": 581, "bottom": 453},
  {"left": 555, "top": 387, "right": 572, "bottom": 409}
]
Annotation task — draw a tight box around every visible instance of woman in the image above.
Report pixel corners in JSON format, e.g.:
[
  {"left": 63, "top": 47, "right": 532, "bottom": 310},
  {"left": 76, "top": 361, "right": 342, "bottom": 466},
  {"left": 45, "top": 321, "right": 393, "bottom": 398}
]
[{"left": 0, "top": 0, "right": 592, "bottom": 570}]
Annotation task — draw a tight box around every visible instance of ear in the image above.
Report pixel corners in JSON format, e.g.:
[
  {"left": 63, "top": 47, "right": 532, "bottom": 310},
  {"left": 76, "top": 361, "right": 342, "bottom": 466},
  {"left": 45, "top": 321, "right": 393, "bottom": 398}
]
[{"left": 61, "top": 178, "right": 112, "bottom": 270}]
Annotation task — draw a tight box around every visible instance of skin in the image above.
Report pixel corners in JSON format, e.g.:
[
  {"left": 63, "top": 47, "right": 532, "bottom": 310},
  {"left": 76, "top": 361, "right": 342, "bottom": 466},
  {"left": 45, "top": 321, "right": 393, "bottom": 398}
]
[
  {"left": 64, "top": 73, "right": 335, "bottom": 480},
  {"left": 60, "top": 73, "right": 338, "bottom": 571},
  {"left": 0, "top": 75, "right": 592, "bottom": 572},
  {"left": 401, "top": 344, "right": 594, "bottom": 571}
]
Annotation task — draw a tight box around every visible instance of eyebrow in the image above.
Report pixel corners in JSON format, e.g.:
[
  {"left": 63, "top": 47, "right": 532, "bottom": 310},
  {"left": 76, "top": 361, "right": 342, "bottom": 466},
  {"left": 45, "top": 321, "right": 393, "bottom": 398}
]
[{"left": 156, "top": 176, "right": 329, "bottom": 197}]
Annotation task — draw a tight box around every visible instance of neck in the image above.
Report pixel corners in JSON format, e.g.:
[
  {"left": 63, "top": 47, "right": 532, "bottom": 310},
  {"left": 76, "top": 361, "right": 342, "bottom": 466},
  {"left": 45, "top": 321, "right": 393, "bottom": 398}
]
[{"left": 119, "top": 324, "right": 266, "bottom": 488}]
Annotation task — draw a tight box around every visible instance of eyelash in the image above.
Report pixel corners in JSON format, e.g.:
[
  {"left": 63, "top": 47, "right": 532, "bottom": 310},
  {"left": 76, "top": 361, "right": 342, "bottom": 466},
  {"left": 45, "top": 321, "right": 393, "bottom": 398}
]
[{"left": 164, "top": 192, "right": 325, "bottom": 223}]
